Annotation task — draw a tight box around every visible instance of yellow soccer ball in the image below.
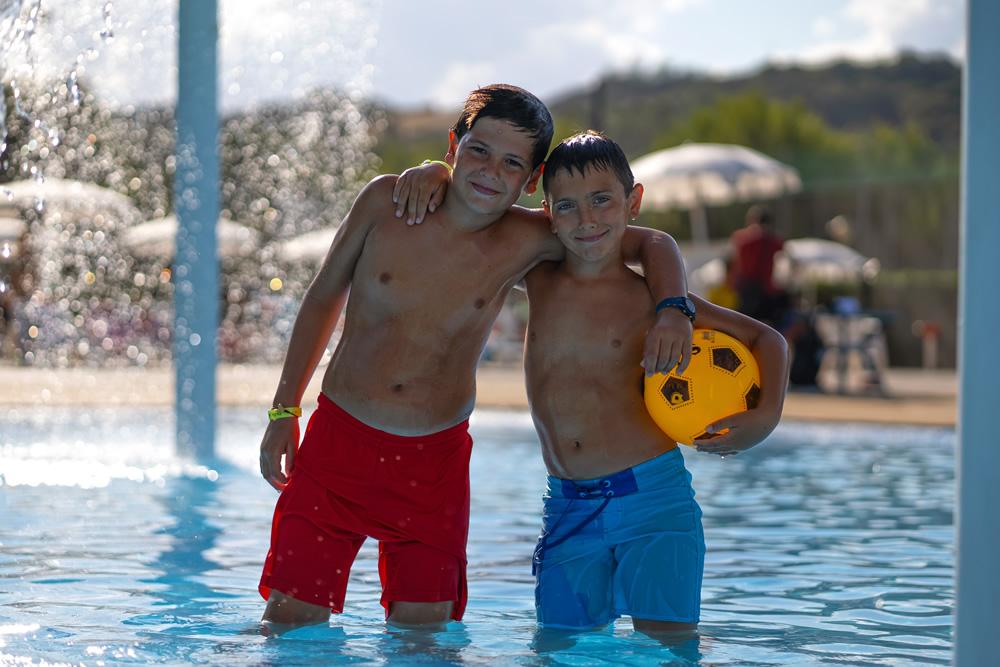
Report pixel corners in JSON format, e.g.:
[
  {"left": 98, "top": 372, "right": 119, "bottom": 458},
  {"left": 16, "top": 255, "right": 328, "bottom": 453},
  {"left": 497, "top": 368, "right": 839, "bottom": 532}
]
[{"left": 644, "top": 328, "right": 761, "bottom": 446}]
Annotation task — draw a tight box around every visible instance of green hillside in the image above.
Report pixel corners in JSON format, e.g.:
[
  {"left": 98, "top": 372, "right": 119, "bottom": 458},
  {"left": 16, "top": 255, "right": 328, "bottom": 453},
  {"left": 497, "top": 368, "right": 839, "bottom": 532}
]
[{"left": 374, "top": 52, "right": 960, "bottom": 175}]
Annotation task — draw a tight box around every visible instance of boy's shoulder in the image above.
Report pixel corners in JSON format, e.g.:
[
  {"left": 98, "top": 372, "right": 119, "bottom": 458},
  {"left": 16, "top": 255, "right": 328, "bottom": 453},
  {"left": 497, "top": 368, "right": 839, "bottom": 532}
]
[
  {"left": 342, "top": 174, "right": 399, "bottom": 224},
  {"left": 495, "top": 205, "right": 557, "bottom": 248},
  {"left": 498, "top": 205, "right": 548, "bottom": 229},
  {"left": 361, "top": 174, "right": 400, "bottom": 203}
]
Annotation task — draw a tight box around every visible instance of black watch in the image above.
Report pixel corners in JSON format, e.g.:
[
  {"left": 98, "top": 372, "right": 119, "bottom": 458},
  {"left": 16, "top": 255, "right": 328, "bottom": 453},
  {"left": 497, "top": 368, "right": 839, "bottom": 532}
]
[{"left": 654, "top": 296, "right": 696, "bottom": 323}]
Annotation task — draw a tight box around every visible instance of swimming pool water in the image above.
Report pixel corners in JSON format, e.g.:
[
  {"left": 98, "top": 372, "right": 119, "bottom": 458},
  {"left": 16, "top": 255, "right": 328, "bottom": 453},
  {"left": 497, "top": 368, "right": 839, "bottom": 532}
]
[{"left": 0, "top": 407, "right": 954, "bottom": 665}]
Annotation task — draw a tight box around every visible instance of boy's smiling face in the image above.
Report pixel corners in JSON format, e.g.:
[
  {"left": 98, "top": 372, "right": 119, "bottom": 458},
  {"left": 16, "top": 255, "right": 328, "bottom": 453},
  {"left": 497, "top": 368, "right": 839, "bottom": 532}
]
[
  {"left": 446, "top": 117, "right": 541, "bottom": 217},
  {"left": 544, "top": 164, "right": 643, "bottom": 264}
]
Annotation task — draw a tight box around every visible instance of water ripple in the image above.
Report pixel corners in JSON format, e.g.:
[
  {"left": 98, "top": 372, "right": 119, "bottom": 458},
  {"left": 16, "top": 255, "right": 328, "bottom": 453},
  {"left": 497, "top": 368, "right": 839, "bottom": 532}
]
[{"left": 0, "top": 411, "right": 955, "bottom": 665}]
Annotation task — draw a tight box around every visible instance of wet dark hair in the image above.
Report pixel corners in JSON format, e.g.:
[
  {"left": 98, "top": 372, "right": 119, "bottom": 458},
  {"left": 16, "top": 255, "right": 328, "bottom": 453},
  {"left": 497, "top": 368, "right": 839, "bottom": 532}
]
[
  {"left": 542, "top": 130, "right": 634, "bottom": 196},
  {"left": 451, "top": 84, "right": 554, "bottom": 170},
  {"left": 746, "top": 204, "right": 773, "bottom": 226}
]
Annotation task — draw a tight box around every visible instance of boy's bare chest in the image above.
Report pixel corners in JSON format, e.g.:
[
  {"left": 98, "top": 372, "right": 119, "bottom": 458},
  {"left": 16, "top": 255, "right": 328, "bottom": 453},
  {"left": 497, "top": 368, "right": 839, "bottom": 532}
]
[
  {"left": 352, "top": 220, "right": 526, "bottom": 313},
  {"left": 531, "top": 281, "right": 653, "bottom": 367}
]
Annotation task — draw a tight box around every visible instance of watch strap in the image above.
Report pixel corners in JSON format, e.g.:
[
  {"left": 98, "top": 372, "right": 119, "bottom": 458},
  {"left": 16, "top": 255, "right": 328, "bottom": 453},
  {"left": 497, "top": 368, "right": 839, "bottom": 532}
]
[{"left": 654, "top": 296, "right": 696, "bottom": 322}]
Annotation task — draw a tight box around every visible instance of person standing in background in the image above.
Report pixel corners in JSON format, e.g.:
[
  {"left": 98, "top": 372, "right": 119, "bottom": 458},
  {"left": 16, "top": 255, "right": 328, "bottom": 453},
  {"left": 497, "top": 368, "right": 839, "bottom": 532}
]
[{"left": 730, "top": 205, "right": 786, "bottom": 326}]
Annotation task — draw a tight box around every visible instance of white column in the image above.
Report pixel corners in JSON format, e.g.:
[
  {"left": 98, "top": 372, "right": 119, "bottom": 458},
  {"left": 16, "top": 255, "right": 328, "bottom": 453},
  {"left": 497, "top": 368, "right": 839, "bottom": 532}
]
[
  {"left": 955, "top": 0, "right": 1000, "bottom": 664},
  {"left": 173, "top": 0, "right": 218, "bottom": 459}
]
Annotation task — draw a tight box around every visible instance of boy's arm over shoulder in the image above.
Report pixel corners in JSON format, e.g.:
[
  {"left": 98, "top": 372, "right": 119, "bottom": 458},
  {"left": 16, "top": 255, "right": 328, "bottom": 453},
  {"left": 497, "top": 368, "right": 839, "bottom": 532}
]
[
  {"left": 504, "top": 205, "right": 567, "bottom": 264},
  {"left": 391, "top": 162, "right": 451, "bottom": 225},
  {"left": 688, "top": 293, "right": 790, "bottom": 457},
  {"left": 258, "top": 175, "right": 389, "bottom": 492},
  {"left": 620, "top": 226, "right": 694, "bottom": 377}
]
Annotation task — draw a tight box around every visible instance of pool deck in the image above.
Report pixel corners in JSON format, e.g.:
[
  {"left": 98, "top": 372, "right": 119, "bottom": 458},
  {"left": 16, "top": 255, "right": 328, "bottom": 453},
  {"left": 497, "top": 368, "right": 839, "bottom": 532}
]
[{"left": 0, "top": 363, "right": 957, "bottom": 427}]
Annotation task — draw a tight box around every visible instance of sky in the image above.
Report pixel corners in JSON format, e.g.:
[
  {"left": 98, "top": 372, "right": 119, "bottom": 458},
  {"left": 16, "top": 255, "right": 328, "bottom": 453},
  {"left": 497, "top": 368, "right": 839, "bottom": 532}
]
[{"left": 2, "top": 0, "right": 965, "bottom": 112}]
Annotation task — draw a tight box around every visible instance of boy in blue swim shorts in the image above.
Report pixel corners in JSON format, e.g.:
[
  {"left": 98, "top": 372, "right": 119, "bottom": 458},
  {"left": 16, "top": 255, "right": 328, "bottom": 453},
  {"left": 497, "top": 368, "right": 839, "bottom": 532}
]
[{"left": 522, "top": 131, "right": 790, "bottom": 635}]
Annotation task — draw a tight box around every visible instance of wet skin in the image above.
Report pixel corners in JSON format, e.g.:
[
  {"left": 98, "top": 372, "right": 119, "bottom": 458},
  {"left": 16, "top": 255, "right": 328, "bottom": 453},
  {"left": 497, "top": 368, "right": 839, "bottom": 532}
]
[
  {"left": 528, "top": 164, "right": 789, "bottom": 477},
  {"left": 258, "top": 121, "right": 691, "bottom": 629},
  {"left": 526, "top": 165, "right": 675, "bottom": 480},
  {"left": 259, "top": 119, "right": 561, "bottom": 629},
  {"left": 526, "top": 164, "right": 789, "bottom": 635}
]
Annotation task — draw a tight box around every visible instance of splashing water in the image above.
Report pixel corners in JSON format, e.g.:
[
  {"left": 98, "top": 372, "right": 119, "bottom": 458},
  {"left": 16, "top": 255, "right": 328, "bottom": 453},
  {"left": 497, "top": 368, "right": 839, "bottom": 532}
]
[{"left": 0, "top": 1, "right": 380, "bottom": 367}]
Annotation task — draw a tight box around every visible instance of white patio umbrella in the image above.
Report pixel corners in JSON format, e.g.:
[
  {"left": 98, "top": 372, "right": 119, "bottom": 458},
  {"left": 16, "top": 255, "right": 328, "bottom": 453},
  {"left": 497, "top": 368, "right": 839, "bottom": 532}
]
[
  {"left": 776, "top": 238, "right": 878, "bottom": 284},
  {"left": 276, "top": 226, "right": 338, "bottom": 264},
  {"left": 689, "top": 237, "right": 879, "bottom": 294},
  {"left": 2, "top": 177, "right": 136, "bottom": 211},
  {"left": 630, "top": 143, "right": 802, "bottom": 245},
  {"left": 123, "top": 215, "right": 260, "bottom": 260}
]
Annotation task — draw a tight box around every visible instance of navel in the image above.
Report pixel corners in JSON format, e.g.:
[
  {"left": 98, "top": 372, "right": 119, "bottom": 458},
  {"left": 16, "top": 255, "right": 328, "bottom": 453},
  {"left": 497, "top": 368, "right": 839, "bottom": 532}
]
[
  {"left": 473, "top": 298, "right": 486, "bottom": 310},
  {"left": 391, "top": 383, "right": 404, "bottom": 393},
  {"left": 573, "top": 440, "right": 582, "bottom": 449},
  {"left": 611, "top": 339, "right": 622, "bottom": 348},
  {"left": 379, "top": 272, "right": 392, "bottom": 284}
]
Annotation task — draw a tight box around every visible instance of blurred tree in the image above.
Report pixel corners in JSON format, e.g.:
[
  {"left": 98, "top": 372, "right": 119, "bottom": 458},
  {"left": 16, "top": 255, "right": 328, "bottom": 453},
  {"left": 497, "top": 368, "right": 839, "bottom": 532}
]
[
  {"left": 651, "top": 91, "right": 855, "bottom": 184},
  {"left": 651, "top": 91, "right": 954, "bottom": 188}
]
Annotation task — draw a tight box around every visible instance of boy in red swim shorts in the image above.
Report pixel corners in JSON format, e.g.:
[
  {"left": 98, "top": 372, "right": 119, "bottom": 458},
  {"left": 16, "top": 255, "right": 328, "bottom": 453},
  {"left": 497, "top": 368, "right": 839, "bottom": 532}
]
[
  {"left": 260, "top": 395, "right": 474, "bottom": 620},
  {"left": 257, "top": 84, "right": 693, "bottom": 631}
]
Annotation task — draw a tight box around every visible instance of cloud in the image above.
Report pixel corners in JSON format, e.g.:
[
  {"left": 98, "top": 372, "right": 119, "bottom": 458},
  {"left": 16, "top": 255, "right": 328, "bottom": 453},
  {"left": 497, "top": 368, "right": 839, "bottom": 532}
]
[
  {"left": 780, "top": 0, "right": 959, "bottom": 65},
  {"left": 812, "top": 16, "right": 836, "bottom": 38},
  {"left": 8, "top": 0, "right": 380, "bottom": 111},
  {"left": 428, "top": 62, "right": 500, "bottom": 108}
]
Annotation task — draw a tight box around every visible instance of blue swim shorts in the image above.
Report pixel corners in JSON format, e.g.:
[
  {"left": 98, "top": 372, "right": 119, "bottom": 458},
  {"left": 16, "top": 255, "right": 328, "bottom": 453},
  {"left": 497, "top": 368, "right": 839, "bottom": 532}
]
[{"left": 533, "top": 447, "right": 705, "bottom": 629}]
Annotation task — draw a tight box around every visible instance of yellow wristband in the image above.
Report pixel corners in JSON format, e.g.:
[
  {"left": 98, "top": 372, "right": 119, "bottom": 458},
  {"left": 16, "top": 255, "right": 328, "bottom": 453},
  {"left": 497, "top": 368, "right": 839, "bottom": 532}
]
[
  {"left": 421, "top": 159, "right": 453, "bottom": 173},
  {"left": 268, "top": 405, "right": 302, "bottom": 421}
]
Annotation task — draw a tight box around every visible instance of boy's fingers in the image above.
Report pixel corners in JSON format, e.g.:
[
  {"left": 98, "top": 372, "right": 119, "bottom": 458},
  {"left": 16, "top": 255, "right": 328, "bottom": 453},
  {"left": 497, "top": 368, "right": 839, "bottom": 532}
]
[
  {"left": 270, "top": 470, "right": 288, "bottom": 491},
  {"left": 656, "top": 349, "right": 672, "bottom": 374},
  {"left": 664, "top": 341, "right": 681, "bottom": 373},
  {"left": 416, "top": 187, "right": 432, "bottom": 224},
  {"left": 284, "top": 441, "right": 296, "bottom": 478},
  {"left": 705, "top": 420, "right": 730, "bottom": 435},
  {"left": 261, "top": 458, "right": 285, "bottom": 491},
  {"left": 407, "top": 187, "right": 419, "bottom": 224},
  {"left": 643, "top": 340, "right": 659, "bottom": 376},
  {"left": 656, "top": 339, "right": 680, "bottom": 374},
  {"left": 429, "top": 184, "right": 445, "bottom": 212},
  {"left": 392, "top": 177, "right": 403, "bottom": 204},
  {"left": 677, "top": 340, "right": 692, "bottom": 373},
  {"left": 395, "top": 180, "right": 410, "bottom": 218}
]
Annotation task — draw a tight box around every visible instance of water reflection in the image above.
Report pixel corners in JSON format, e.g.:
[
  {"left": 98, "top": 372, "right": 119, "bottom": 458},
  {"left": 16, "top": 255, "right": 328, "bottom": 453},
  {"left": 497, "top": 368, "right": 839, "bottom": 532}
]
[
  {"left": 379, "top": 623, "right": 472, "bottom": 665},
  {"left": 528, "top": 625, "right": 704, "bottom": 666},
  {"left": 125, "top": 469, "right": 228, "bottom": 632}
]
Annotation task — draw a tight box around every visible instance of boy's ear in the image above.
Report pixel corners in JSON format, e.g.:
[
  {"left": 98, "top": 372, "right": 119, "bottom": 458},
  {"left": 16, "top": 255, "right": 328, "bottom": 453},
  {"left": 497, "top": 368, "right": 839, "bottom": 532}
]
[
  {"left": 446, "top": 131, "right": 458, "bottom": 166},
  {"left": 523, "top": 163, "right": 543, "bottom": 195},
  {"left": 628, "top": 183, "right": 644, "bottom": 221}
]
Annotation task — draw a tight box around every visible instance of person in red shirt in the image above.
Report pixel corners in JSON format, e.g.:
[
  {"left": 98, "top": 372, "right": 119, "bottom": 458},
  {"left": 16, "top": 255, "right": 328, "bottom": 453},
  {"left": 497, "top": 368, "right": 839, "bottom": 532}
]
[{"left": 730, "top": 205, "right": 786, "bottom": 326}]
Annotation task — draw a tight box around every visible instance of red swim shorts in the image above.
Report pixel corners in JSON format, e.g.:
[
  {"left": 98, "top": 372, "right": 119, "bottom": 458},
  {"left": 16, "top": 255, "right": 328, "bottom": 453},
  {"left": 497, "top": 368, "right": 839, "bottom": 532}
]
[{"left": 259, "top": 393, "right": 473, "bottom": 620}]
